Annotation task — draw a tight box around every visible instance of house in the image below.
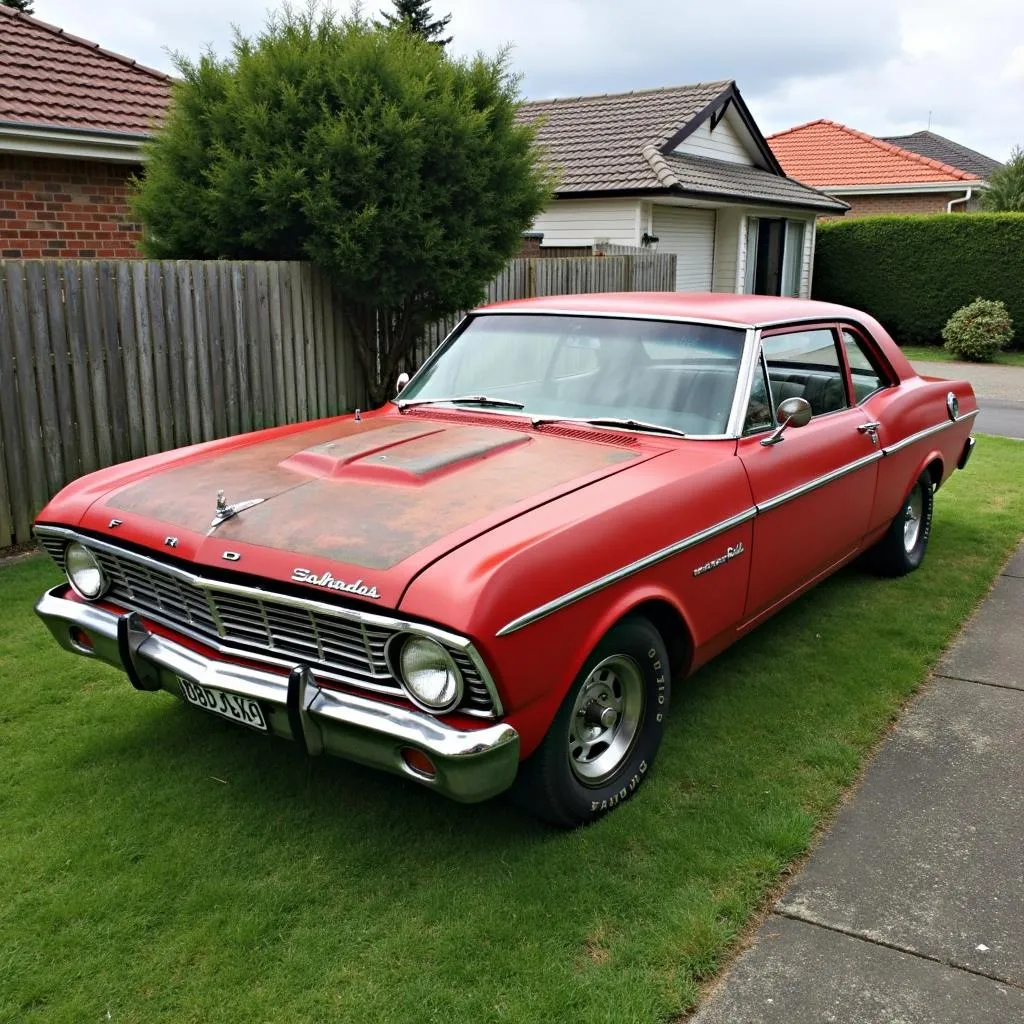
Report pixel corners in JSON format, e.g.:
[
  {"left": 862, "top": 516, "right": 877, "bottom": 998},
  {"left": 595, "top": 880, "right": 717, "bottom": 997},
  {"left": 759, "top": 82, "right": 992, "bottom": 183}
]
[
  {"left": 767, "top": 120, "right": 999, "bottom": 218},
  {"left": 0, "top": 6, "right": 171, "bottom": 259},
  {"left": 516, "top": 82, "right": 847, "bottom": 298}
]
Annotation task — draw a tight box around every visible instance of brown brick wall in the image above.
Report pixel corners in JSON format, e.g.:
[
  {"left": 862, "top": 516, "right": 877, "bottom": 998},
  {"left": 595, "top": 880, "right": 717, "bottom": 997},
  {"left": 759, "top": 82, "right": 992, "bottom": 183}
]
[
  {"left": 825, "top": 190, "right": 973, "bottom": 219},
  {"left": 0, "top": 153, "right": 143, "bottom": 259}
]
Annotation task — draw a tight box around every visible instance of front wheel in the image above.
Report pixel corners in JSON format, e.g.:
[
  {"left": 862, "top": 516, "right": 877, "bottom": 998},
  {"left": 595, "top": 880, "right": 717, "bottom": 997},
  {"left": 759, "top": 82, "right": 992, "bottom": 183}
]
[
  {"left": 867, "top": 471, "right": 934, "bottom": 576},
  {"left": 512, "top": 616, "right": 671, "bottom": 828}
]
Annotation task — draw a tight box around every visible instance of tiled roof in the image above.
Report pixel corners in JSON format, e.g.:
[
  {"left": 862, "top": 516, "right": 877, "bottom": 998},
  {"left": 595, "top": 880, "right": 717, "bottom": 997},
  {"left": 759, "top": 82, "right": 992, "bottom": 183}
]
[
  {"left": 518, "top": 82, "right": 732, "bottom": 192},
  {"left": 767, "top": 119, "right": 980, "bottom": 187},
  {"left": 880, "top": 131, "right": 1002, "bottom": 181},
  {"left": 0, "top": 6, "right": 171, "bottom": 136},
  {"left": 517, "top": 83, "right": 844, "bottom": 210},
  {"left": 648, "top": 148, "right": 846, "bottom": 211}
]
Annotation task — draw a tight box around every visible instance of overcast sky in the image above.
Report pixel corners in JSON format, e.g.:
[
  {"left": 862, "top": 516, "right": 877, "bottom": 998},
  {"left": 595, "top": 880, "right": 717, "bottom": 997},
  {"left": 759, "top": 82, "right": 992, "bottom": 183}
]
[{"left": 35, "top": 0, "right": 1024, "bottom": 160}]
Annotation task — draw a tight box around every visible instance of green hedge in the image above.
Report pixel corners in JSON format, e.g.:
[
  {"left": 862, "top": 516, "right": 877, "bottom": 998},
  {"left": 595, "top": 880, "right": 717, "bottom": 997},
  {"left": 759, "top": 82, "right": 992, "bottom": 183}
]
[{"left": 812, "top": 213, "right": 1024, "bottom": 348}]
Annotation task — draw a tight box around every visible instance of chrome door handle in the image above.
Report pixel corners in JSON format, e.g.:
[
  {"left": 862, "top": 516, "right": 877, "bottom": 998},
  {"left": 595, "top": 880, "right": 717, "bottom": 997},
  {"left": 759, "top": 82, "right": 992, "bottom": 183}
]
[{"left": 858, "top": 422, "right": 880, "bottom": 445}]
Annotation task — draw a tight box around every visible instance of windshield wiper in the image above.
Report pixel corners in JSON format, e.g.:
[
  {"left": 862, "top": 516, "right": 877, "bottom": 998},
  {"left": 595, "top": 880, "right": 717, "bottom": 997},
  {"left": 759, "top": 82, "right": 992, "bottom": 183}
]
[
  {"left": 532, "top": 415, "right": 687, "bottom": 438},
  {"left": 398, "top": 394, "right": 526, "bottom": 411}
]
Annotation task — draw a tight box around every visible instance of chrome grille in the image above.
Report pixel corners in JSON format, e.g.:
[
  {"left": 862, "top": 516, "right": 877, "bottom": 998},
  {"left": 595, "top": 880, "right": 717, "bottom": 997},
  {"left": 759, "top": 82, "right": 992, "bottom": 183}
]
[{"left": 38, "top": 532, "right": 498, "bottom": 716}]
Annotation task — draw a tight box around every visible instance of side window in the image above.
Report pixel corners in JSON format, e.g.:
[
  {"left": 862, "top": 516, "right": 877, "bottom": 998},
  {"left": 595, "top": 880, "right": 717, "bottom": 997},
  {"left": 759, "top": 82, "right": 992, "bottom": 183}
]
[
  {"left": 761, "top": 328, "right": 849, "bottom": 417},
  {"left": 743, "top": 355, "right": 774, "bottom": 434},
  {"left": 842, "top": 328, "right": 888, "bottom": 403}
]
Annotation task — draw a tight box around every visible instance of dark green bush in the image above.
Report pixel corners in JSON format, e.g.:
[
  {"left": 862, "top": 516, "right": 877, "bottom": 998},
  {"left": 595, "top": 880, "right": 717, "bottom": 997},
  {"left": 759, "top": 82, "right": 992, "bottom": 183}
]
[
  {"left": 812, "top": 213, "right": 1024, "bottom": 348},
  {"left": 132, "top": 7, "right": 550, "bottom": 403}
]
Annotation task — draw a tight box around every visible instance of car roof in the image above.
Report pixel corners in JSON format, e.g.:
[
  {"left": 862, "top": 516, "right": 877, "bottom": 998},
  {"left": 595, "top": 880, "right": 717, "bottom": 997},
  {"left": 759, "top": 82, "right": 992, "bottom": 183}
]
[{"left": 475, "top": 292, "right": 865, "bottom": 328}]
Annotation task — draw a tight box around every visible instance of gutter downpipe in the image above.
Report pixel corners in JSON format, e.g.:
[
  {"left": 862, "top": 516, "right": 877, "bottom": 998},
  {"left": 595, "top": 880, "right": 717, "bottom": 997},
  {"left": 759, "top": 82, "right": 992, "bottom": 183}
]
[{"left": 947, "top": 187, "right": 973, "bottom": 213}]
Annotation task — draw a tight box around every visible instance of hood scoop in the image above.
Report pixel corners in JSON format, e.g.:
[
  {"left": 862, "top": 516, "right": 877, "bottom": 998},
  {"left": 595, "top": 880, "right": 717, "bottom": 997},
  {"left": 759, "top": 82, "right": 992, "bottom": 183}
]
[{"left": 284, "top": 424, "right": 531, "bottom": 485}]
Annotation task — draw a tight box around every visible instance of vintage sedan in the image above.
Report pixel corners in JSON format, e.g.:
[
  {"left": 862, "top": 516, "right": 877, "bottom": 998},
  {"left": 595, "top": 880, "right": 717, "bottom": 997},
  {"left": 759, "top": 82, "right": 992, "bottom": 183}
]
[{"left": 34, "top": 294, "right": 978, "bottom": 826}]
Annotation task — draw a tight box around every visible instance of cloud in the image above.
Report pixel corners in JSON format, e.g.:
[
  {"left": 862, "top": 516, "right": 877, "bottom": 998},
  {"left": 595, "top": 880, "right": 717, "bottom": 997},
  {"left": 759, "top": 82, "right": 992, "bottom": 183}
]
[{"left": 36, "top": 0, "right": 1023, "bottom": 159}]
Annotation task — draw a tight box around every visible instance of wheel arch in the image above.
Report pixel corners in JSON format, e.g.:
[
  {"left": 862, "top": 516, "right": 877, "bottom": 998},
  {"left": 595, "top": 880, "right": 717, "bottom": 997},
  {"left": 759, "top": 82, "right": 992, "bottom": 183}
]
[{"left": 571, "top": 586, "right": 695, "bottom": 688}]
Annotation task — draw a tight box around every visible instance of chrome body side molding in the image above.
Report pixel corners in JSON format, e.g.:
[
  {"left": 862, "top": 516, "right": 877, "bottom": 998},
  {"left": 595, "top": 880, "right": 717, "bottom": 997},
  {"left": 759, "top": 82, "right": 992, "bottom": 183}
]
[
  {"left": 495, "top": 507, "right": 758, "bottom": 636},
  {"left": 497, "top": 410, "right": 978, "bottom": 637}
]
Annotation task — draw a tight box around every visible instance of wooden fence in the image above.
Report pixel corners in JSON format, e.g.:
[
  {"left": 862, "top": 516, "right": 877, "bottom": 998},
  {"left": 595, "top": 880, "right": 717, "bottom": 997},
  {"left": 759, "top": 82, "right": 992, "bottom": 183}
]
[
  {"left": 411, "top": 251, "right": 677, "bottom": 366},
  {"left": 0, "top": 251, "right": 676, "bottom": 550},
  {"left": 0, "top": 260, "right": 361, "bottom": 549}
]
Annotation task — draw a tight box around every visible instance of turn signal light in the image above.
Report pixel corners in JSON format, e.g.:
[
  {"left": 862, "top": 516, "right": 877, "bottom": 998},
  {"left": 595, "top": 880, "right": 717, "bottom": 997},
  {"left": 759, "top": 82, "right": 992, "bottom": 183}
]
[
  {"left": 401, "top": 747, "right": 436, "bottom": 779},
  {"left": 69, "top": 627, "right": 94, "bottom": 652}
]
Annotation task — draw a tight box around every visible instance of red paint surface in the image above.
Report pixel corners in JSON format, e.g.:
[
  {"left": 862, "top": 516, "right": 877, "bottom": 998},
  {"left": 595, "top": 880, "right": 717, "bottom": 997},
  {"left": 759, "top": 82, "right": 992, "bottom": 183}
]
[{"left": 35, "top": 296, "right": 978, "bottom": 759}]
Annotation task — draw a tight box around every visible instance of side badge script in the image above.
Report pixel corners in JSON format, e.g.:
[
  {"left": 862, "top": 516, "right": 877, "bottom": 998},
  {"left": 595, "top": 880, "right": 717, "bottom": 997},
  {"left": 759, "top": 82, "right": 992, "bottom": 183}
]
[
  {"left": 291, "top": 568, "right": 381, "bottom": 600},
  {"left": 693, "top": 542, "right": 744, "bottom": 577}
]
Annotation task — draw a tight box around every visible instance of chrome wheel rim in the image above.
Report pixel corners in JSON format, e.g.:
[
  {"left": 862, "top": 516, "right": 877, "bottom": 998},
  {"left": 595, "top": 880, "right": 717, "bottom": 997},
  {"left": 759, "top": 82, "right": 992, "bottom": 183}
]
[
  {"left": 903, "top": 485, "right": 924, "bottom": 552},
  {"left": 568, "top": 655, "right": 645, "bottom": 786}
]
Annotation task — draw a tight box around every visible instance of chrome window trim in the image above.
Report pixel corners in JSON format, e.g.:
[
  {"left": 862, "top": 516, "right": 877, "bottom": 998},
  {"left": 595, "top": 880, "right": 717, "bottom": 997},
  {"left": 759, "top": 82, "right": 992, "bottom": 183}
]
[
  {"left": 34, "top": 524, "right": 503, "bottom": 718},
  {"left": 881, "top": 409, "right": 979, "bottom": 455},
  {"left": 496, "top": 507, "right": 758, "bottom": 636},
  {"left": 724, "top": 327, "right": 760, "bottom": 438},
  {"left": 398, "top": 310, "right": 753, "bottom": 441},
  {"left": 463, "top": 308, "right": 754, "bottom": 330}
]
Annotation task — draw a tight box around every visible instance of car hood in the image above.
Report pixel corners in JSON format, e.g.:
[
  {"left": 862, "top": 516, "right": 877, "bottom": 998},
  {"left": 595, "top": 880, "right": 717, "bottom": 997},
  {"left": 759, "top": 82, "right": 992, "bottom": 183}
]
[{"left": 66, "top": 411, "right": 663, "bottom": 608}]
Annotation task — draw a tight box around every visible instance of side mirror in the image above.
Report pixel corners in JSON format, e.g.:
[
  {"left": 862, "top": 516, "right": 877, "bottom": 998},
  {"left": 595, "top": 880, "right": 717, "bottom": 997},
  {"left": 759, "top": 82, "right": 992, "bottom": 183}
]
[
  {"left": 395, "top": 372, "right": 410, "bottom": 396},
  {"left": 777, "top": 396, "right": 812, "bottom": 428},
  {"left": 761, "top": 396, "right": 812, "bottom": 446}
]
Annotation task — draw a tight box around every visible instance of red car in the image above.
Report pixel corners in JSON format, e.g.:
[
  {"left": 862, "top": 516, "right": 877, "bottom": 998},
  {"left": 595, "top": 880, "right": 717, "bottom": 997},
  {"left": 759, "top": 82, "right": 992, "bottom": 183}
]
[{"left": 34, "top": 294, "right": 978, "bottom": 826}]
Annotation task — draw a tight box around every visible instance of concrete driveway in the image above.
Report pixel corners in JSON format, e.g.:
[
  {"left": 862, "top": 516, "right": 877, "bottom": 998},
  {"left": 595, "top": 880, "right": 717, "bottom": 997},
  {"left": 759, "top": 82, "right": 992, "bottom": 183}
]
[{"left": 913, "top": 359, "right": 1024, "bottom": 439}]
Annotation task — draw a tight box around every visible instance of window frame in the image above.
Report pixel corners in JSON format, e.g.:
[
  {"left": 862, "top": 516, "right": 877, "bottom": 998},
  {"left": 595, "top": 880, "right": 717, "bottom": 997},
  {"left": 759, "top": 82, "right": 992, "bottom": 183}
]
[
  {"left": 837, "top": 322, "right": 897, "bottom": 404},
  {"left": 758, "top": 322, "right": 852, "bottom": 420}
]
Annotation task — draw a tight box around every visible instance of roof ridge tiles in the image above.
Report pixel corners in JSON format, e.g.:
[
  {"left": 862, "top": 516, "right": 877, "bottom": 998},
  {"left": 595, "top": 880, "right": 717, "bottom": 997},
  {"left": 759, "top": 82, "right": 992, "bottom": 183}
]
[
  {"left": 770, "top": 118, "right": 979, "bottom": 181},
  {"left": 0, "top": 6, "right": 171, "bottom": 83},
  {"left": 521, "top": 80, "right": 732, "bottom": 108}
]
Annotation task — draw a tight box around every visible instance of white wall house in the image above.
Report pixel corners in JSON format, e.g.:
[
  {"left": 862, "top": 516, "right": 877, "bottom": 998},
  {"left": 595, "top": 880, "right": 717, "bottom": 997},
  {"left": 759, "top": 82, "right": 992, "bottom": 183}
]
[{"left": 518, "top": 82, "right": 845, "bottom": 298}]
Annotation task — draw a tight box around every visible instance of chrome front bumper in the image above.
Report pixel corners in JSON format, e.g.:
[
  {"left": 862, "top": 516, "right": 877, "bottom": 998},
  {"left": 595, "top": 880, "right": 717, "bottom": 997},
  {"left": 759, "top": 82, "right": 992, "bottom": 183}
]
[{"left": 35, "top": 586, "right": 520, "bottom": 803}]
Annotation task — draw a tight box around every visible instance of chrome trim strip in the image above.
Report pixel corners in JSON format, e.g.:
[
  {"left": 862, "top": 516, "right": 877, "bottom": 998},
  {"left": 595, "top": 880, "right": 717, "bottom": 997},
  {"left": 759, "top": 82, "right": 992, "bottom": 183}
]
[
  {"left": 724, "top": 327, "right": 760, "bottom": 438},
  {"left": 495, "top": 506, "right": 758, "bottom": 637},
  {"left": 34, "top": 525, "right": 503, "bottom": 718},
  {"left": 881, "top": 409, "right": 979, "bottom": 456},
  {"left": 756, "top": 450, "right": 884, "bottom": 514}
]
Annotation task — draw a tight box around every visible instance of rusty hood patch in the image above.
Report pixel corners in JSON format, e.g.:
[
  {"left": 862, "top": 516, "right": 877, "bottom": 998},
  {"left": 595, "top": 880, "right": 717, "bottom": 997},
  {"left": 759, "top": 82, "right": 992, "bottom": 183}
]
[{"left": 91, "top": 416, "right": 648, "bottom": 592}]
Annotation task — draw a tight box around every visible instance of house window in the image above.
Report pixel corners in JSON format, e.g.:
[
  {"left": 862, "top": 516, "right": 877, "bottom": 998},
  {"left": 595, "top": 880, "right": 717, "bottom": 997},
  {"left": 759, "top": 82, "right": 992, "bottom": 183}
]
[{"left": 743, "top": 217, "right": 807, "bottom": 297}]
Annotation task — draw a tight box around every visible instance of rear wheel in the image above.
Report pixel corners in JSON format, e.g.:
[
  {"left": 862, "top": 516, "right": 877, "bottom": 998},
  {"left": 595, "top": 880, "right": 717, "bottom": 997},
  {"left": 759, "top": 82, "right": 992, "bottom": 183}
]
[
  {"left": 867, "top": 471, "right": 934, "bottom": 576},
  {"left": 512, "top": 616, "right": 670, "bottom": 828}
]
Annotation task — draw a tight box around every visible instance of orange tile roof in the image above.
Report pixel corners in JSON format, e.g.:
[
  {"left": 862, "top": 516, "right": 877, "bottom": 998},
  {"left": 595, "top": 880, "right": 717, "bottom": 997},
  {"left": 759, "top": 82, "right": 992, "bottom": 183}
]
[
  {"left": 766, "top": 119, "right": 979, "bottom": 187},
  {"left": 0, "top": 6, "right": 171, "bottom": 136}
]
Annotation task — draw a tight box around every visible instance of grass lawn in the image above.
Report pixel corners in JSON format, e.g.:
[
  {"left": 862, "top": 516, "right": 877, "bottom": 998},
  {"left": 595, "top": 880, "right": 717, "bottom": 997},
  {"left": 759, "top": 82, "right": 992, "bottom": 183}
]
[
  {"left": 901, "top": 344, "right": 1024, "bottom": 367},
  {"left": 3, "top": 436, "right": 1023, "bottom": 1024}
]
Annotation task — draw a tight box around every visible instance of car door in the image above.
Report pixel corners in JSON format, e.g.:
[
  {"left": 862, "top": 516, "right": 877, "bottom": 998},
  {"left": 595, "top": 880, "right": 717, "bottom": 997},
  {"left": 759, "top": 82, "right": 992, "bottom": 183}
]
[{"left": 738, "top": 324, "right": 883, "bottom": 620}]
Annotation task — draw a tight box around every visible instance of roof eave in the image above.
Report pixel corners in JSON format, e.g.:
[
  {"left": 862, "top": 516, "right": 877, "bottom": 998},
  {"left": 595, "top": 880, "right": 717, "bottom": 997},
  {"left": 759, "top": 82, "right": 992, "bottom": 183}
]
[
  {"left": 824, "top": 180, "right": 984, "bottom": 195},
  {"left": 658, "top": 83, "right": 787, "bottom": 177},
  {"left": 552, "top": 184, "right": 848, "bottom": 213},
  {"left": 0, "top": 120, "right": 149, "bottom": 163}
]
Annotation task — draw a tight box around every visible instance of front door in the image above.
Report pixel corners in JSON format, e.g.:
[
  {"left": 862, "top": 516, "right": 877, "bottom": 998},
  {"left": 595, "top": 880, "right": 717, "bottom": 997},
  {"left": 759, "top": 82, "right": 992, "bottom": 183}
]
[{"left": 738, "top": 325, "right": 881, "bottom": 619}]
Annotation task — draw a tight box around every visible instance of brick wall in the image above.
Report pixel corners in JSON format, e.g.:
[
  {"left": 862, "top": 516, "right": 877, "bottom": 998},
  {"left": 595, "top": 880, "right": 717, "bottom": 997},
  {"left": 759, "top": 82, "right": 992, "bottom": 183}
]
[
  {"left": 0, "top": 153, "right": 143, "bottom": 258},
  {"left": 826, "top": 190, "right": 972, "bottom": 219}
]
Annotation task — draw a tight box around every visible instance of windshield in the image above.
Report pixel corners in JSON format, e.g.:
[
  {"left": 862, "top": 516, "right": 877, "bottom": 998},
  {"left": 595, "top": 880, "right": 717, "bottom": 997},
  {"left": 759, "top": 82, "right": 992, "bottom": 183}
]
[{"left": 399, "top": 314, "right": 747, "bottom": 435}]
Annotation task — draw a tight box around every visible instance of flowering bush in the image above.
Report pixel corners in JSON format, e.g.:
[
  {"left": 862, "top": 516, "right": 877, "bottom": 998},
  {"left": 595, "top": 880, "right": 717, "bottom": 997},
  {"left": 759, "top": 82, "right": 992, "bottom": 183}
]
[{"left": 942, "top": 298, "right": 1014, "bottom": 362}]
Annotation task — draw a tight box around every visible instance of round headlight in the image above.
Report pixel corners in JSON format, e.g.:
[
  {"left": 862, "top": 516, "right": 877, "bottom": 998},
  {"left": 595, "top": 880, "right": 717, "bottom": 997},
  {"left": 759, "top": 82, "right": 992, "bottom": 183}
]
[
  {"left": 65, "top": 542, "right": 107, "bottom": 600},
  {"left": 394, "top": 635, "right": 463, "bottom": 712}
]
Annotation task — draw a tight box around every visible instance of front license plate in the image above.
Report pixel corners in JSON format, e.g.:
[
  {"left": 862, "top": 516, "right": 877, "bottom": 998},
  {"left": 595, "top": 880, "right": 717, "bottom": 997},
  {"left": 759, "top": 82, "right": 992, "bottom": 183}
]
[{"left": 178, "top": 677, "right": 267, "bottom": 732}]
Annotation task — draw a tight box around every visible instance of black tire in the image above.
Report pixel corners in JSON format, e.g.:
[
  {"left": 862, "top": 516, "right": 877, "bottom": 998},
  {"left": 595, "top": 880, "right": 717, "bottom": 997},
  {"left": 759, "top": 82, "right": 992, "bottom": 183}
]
[
  {"left": 867, "top": 471, "right": 934, "bottom": 577},
  {"left": 512, "top": 616, "right": 670, "bottom": 828}
]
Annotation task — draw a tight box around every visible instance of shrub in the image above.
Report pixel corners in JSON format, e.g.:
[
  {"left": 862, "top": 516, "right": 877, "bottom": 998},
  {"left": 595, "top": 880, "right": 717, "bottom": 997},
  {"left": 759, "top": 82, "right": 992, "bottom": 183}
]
[
  {"left": 942, "top": 298, "right": 1014, "bottom": 361},
  {"left": 812, "top": 214, "right": 1024, "bottom": 349},
  {"left": 132, "top": 7, "right": 551, "bottom": 404}
]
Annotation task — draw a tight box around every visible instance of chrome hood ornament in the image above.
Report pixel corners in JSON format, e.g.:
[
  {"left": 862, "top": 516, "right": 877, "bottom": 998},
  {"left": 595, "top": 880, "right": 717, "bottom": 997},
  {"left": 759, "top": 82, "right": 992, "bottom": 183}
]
[{"left": 209, "top": 490, "right": 266, "bottom": 531}]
